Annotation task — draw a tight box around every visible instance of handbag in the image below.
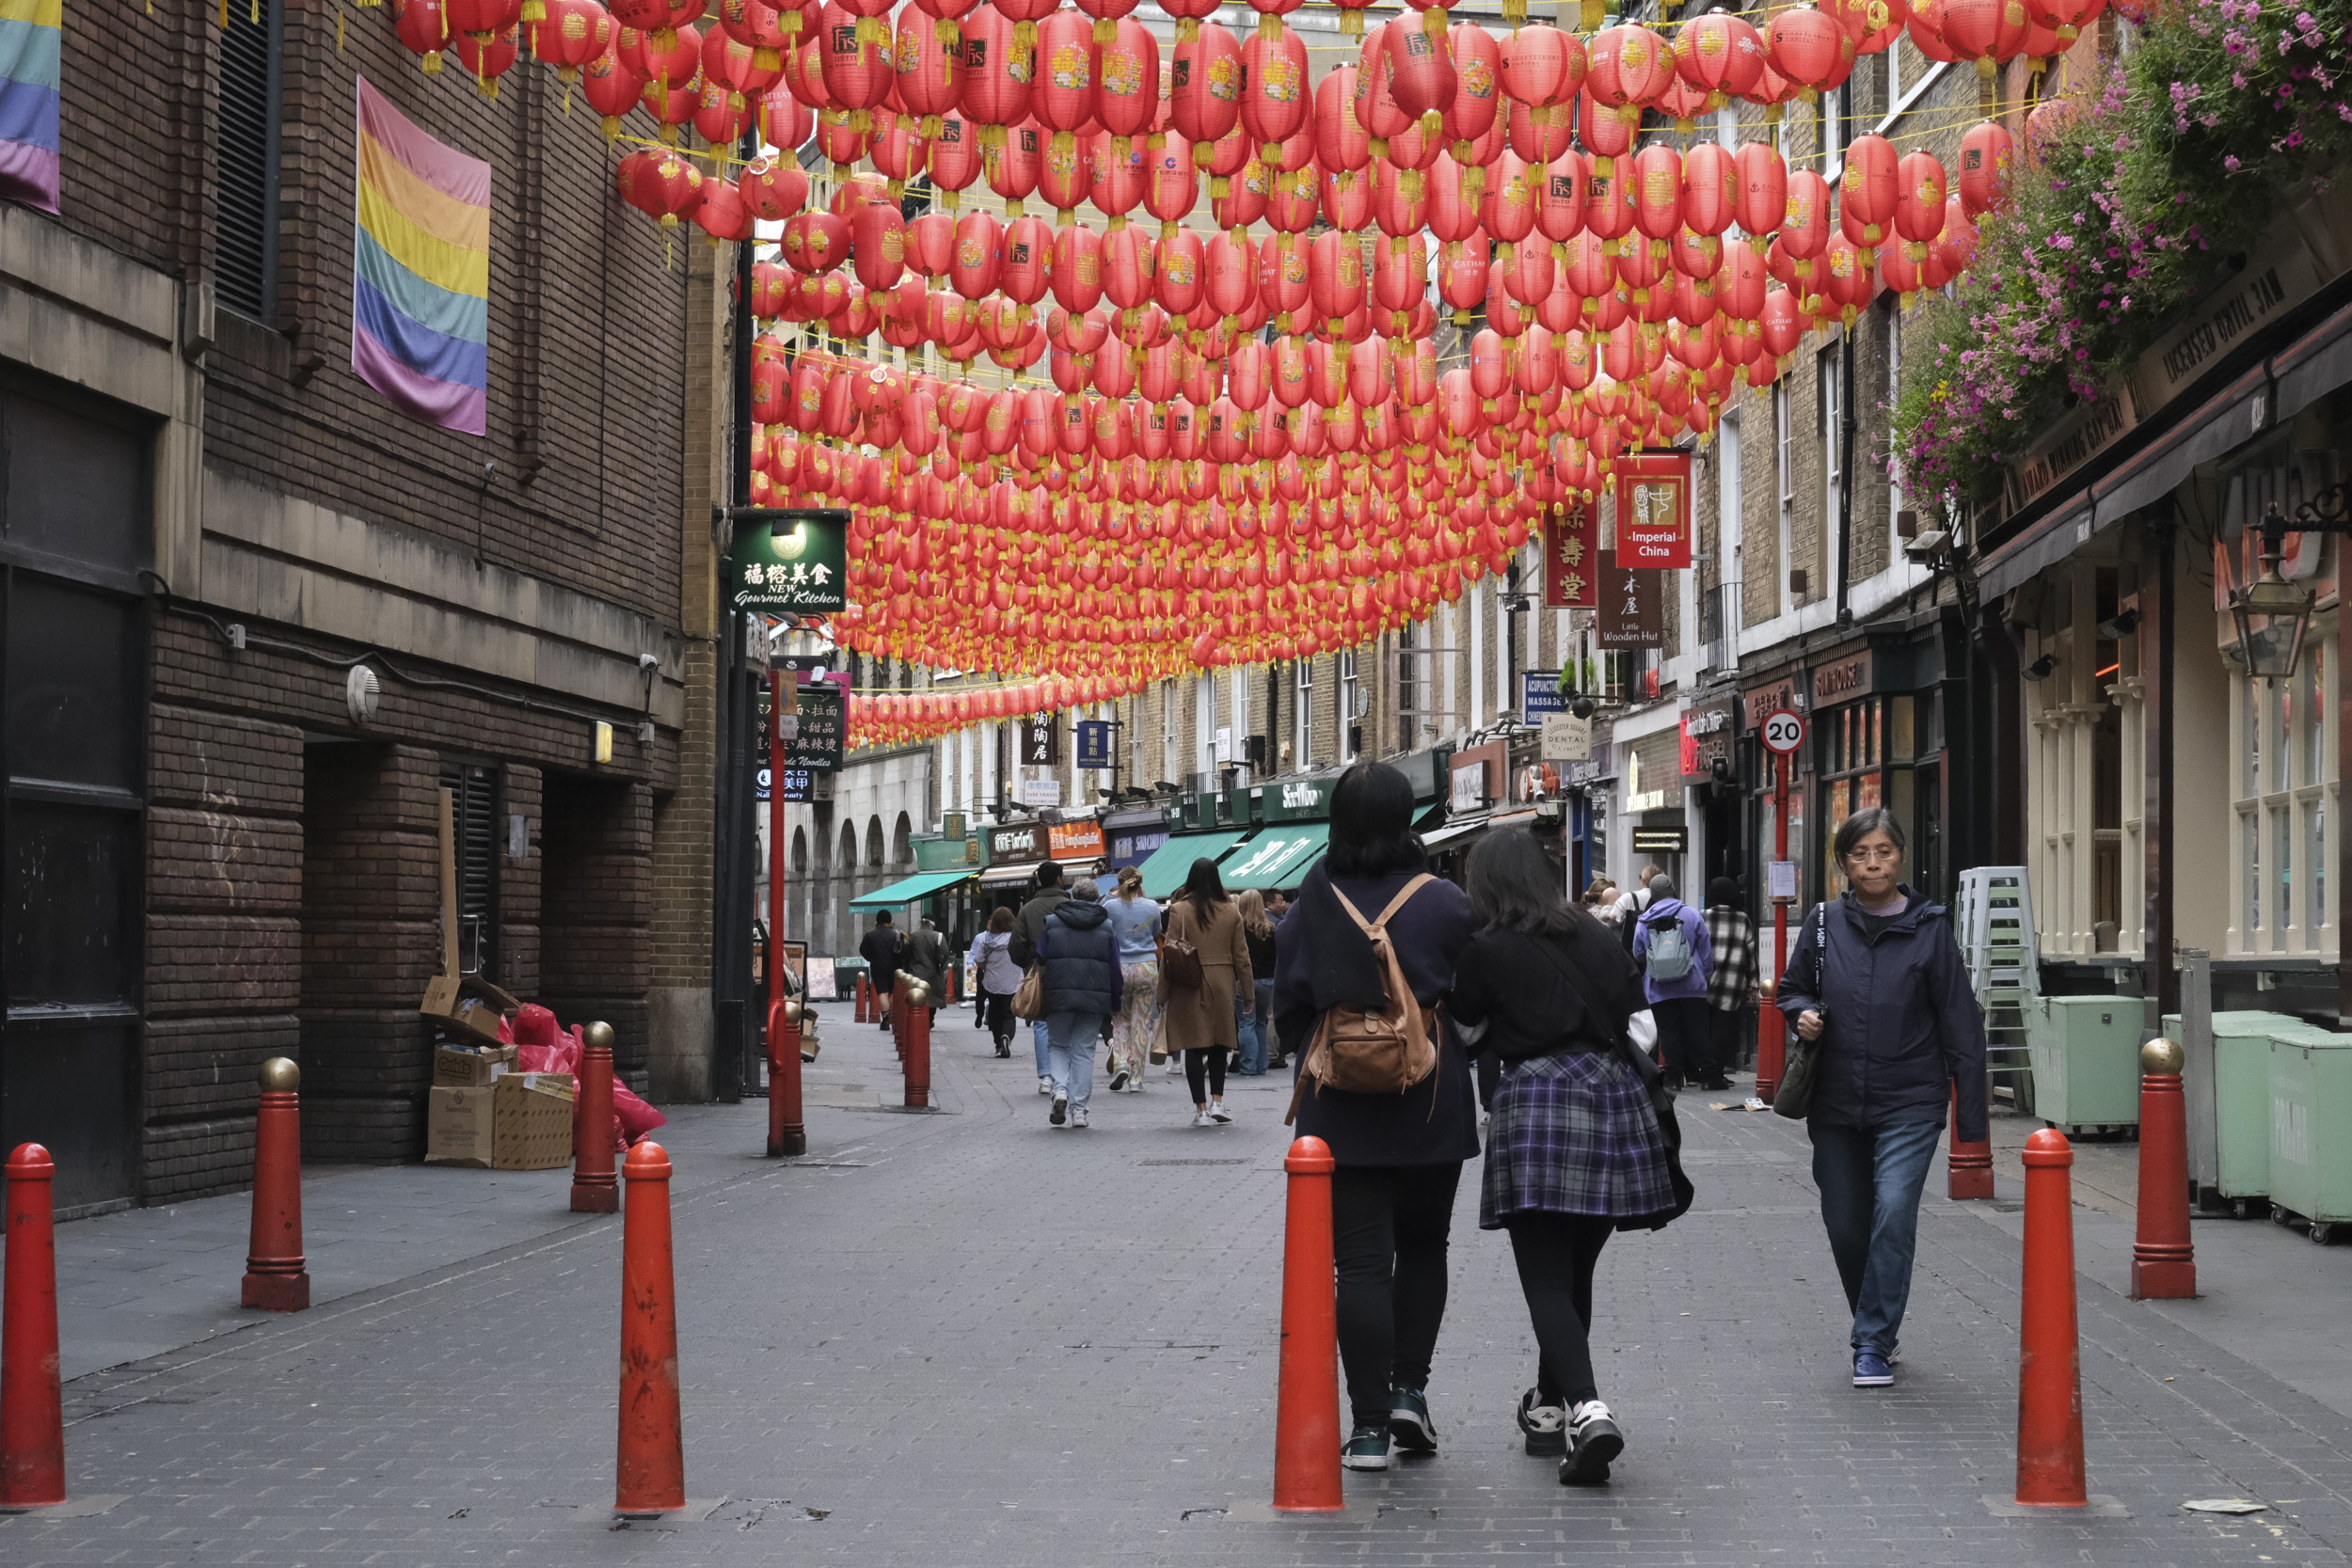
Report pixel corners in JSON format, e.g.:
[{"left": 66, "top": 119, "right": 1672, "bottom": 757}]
[
  {"left": 1159, "top": 901, "right": 1205, "bottom": 989},
  {"left": 1011, "top": 963, "right": 1047, "bottom": 1022},
  {"left": 1771, "top": 903, "right": 1831, "bottom": 1121}
]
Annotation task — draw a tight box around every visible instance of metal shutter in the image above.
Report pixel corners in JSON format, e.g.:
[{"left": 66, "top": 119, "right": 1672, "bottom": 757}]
[
  {"left": 215, "top": 5, "right": 281, "bottom": 323},
  {"left": 440, "top": 760, "right": 500, "bottom": 978}
]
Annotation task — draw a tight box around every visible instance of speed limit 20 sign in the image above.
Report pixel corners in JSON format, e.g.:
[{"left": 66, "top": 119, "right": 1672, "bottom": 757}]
[{"left": 1759, "top": 709, "right": 1807, "bottom": 756}]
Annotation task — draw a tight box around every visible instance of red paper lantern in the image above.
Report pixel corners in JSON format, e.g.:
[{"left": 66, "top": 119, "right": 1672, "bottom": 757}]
[
  {"left": 1956, "top": 119, "right": 2013, "bottom": 214},
  {"left": 1673, "top": 8, "right": 1765, "bottom": 111},
  {"left": 1764, "top": 5, "right": 1846, "bottom": 100},
  {"left": 1939, "top": 0, "right": 2029, "bottom": 76},
  {"left": 1501, "top": 23, "right": 1586, "bottom": 110},
  {"left": 1383, "top": 14, "right": 1456, "bottom": 130},
  {"left": 617, "top": 147, "right": 707, "bottom": 229},
  {"left": 958, "top": 4, "right": 1031, "bottom": 133},
  {"left": 1171, "top": 22, "right": 1243, "bottom": 160},
  {"left": 1837, "top": 133, "right": 1898, "bottom": 243},
  {"left": 1239, "top": 23, "right": 1309, "bottom": 161},
  {"left": 1440, "top": 23, "right": 1501, "bottom": 156},
  {"left": 1583, "top": 24, "right": 1674, "bottom": 111}
]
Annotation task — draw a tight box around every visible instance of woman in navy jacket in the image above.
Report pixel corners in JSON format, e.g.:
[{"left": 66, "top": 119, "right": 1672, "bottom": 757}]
[{"left": 1775, "top": 807, "right": 1987, "bottom": 1389}]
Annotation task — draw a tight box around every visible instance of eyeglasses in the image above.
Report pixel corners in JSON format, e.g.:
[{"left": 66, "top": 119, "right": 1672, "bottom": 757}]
[{"left": 1842, "top": 847, "right": 1902, "bottom": 865}]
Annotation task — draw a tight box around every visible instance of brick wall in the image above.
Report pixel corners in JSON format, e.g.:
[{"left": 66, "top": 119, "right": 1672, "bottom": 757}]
[{"left": 542, "top": 775, "right": 655, "bottom": 1088}]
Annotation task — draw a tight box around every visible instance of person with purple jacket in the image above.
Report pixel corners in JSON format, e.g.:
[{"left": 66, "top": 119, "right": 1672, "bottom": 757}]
[{"left": 1629, "top": 875, "right": 1712, "bottom": 1091}]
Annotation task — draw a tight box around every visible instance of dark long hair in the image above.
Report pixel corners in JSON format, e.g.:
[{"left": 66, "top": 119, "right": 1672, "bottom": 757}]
[
  {"left": 1468, "top": 830, "right": 1584, "bottom": 942},
  {"left": 1182, "top": 857, "right": 1227, "bottom": 922},
  {"left": 1326, "top": 761, "right": 1424, "bottom": 878}
]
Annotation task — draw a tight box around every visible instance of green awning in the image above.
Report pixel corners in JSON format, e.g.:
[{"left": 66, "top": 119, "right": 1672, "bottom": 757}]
[
  {"left": 1220, "top": 823, "right": 1331, "bottom": 891},
  {"left": 849, "top": 869, "right": 976, "bottom": 909},
  {"left": 1136, "top": 830, "right": 1248, "bottom": 899}
]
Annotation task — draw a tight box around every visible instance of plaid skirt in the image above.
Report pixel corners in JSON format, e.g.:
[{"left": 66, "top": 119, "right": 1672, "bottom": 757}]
[{"left": 1480, "top": 1049, "right": 1677, "bottom": 1229}]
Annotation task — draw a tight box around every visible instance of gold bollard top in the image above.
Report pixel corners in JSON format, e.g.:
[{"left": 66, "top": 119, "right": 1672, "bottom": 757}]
[
  {"left": 582, "top": 1022, "right": 615, "bottom": 1053},
  {"left": 781, "top": 997, "right": 805, "bottom": 1025},
  {"left": 258, "top": 1056, "right": 301, "bottom": 1092},
  {"left": 2140, "top": 1037, "right": 2185, "bottom": 1075},
  {"left": 902, "top": 979, "right": 932, "bottom": 1008}
]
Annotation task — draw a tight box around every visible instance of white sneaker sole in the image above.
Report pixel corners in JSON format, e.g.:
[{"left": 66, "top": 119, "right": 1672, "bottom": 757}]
[{"left": 1340, "top": 1451, "right": 1391, "bottom": 1471}]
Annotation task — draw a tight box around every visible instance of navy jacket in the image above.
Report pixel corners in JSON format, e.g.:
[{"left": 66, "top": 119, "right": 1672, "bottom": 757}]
[
  {"left": 1038, "top": 899, "right": 1123, "bottom": 1018},
  {"left": 1775, "top": 887, "right": 1989, "bottom": 1142}
]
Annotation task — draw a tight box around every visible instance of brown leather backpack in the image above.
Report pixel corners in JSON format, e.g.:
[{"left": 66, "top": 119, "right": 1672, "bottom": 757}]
[{"left": 1286, "top": 874, "right": 1438, "bottom": 1122}]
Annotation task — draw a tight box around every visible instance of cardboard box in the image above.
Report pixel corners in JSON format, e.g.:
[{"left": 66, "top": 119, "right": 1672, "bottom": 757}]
[
  {"left": 433, "top": 1043, "right": 516, "bottom": 1087},
  {"left": 492, "top": 1071, "right": 577, "bottom": 1170},
  {"left": 421, "top": 972, "right": 523, "bottom": 1048},
  {"left": 424, "top": 1085, "right": 498, "bottom": 1168}
]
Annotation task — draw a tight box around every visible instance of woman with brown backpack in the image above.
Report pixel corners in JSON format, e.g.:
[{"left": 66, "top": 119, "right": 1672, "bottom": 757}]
[
  {"left": 1158, "top": 859, "right": 1252, "bottom": 1127},
  {"left": 1269, "top": 762, "right": 1477, "bottom": 1473}
]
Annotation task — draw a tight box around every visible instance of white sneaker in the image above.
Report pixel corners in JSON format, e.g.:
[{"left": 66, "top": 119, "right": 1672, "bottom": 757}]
[
  {"left": 1107, "top": 1062, "right": 1131, "bottom": 1092},
  {"left": 1207, "top": 1101, "right": 1232, "bottom": 1123},
  {"left": 1070, "top": 1105, "right": 1089, "bottom": 1128},
  {"left": 1192, "top": 1110, "right": 1215, "bottom": 1128},
  {"left": 1039, "top": 1075, "right": 1055, "bottom": 1096}
]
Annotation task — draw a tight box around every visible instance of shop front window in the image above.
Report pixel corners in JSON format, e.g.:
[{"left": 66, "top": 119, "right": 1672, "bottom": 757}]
[{"left": 2232, "top": 633, "right": 2336, "bottom": 958}]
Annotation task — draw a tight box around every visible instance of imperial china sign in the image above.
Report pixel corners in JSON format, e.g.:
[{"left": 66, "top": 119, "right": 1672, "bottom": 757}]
[{"left": 1613, "top": 453, "right": 1693, "bottom": 570}]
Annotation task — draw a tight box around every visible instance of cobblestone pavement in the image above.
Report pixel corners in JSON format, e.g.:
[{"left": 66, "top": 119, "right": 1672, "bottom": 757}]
[{"left": 5, "top": 1006, "right": 2352, "bottom": 1566}]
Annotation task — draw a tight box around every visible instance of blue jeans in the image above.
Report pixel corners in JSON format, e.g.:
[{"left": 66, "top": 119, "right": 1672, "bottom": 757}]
[
  {"left": 1032, "top": 1019, "right": 1051, "bottom": 1077},
  {"left": 1046, "top": 1010, "right": 1104, "bottom": 1109},
  {"left": 1809, "top": 1118, "right": 1945, "bottom": 1354},
  {"left": 1235, "top": 980, "right": 1275, "bottom": 1074}
]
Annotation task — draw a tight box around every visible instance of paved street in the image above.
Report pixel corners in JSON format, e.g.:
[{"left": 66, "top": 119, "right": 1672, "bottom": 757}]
[{"left": 7, "top": 1006, "right": 2352, "bottom": 1566}]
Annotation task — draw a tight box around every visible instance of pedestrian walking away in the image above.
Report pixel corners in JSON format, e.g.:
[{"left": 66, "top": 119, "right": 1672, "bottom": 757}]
[
  {"left": 859, "top": 912, "right": 905, "bottom": 1031},
  {"left": 1701, "top": 879, "right": 1758, "bottom": 1091},
  {"left": 1233, "top": 889, "right": 1279, "bottom": 1075},
  {"left": 902, "top": 916, "right": 946, "bottom": 1025},
  {"left": 1609, "top": 865, "right": 1661, "bottom": 954},
  {"left": 1271, "top": 761, "right": 1477, "bottom": 1473},
  {"left": 1629, "top": 875, "right": 1711, "bottom": 1091},
  {"left": 966, "top": 926, "right": 992, "bottom": 1030},
  {"left": 1010, "top": 863, "right": 1072, "bottom": 1096},
  {"left": 1102, "top": 865, "right": 1166, "bottom": 1093},
  {"left": 1449, "top": 831, "right": 1694, "bottom": 1486},
  {"left": 1036, "top": 879, "right": 1122, "bottom": 1130},
  {"left": 1159, "top": 859, "right": 1252, "bottom": 1125},
  {"left": 973, "top": 907, "right": 1023, "bottom": 1058},
  {"left": 1775, "top": 807, "right": 1989, "bottom": 1389}
]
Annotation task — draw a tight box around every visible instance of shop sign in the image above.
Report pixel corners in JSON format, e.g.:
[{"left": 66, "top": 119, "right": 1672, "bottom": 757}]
[
  {"left": 1019, "top": 710, "right": 1059, "bottom": 765},
  {"left": 1017, "top": 768, "right": 1062, "bottom": 806},
  {"left": 1047, "top": 819, "right": 1104, "bottom": 860},
  {"left": 1594, "top": 550, "right": 1664, "bottom": 650},
  {"left": 989, "top": 822, "right": 1047, "bottom": 864},
  {"left": 2133, "top": 228, "right": 2325, "bottom": 414},
  {"left": 1631, "top": 827, "right": 1688, "bottom": 853},
  {"left": 1073, "top": 720, "right": 1114, "bottom": 769},
  {"left": 776, "top": 682, "right": 844, "bottom": 773},
  {"left": 1263, "top": 773, "right": 1335, "bottom": 821},
  {"left": 1523, "top": 673, "right": 1568, "bottom": 716},
  {"left": 1614, "top": 453, "right": 1693, "bottom": 569},
  {"left": 1109, "top": 828, "right": 1168, "bottom": 864},
  {"left": 1679, "top": 700, "right": 1738, "bottom": 784},
  {"left": 1542, "top": 712, "right": 1593, "bottom": 762},
  {"left": 1741, "top": 673, "right": 1800, "bottom": 730},
  {"left": 1449, "top": 741, "right": 1505, "bottom": 812},
  {"left": 1543, "top": 499, "right": 1600, "bottom": 608},
  {"left": 729, "top": 509, "right": 848, "bottom": 614},
  {"left": 1810, "top": 649, "right": 1875, "bottom": 706}
]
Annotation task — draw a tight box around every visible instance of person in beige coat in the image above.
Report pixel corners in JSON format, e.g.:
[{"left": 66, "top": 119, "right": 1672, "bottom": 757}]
[{"left": 1160, "top": 858, "right": 1253, "bottom": 1126}]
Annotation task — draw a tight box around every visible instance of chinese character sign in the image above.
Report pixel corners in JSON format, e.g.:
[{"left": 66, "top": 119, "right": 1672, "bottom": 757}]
[
  {"left": 778, "top": 683, "right": 845, "bottom": 772},
  {"left": 1020, "top": 711, "right": 1059, "bottom": 766},
  {"left": 1543, "top": 500, "right": 1599, "bottom": 608},
  {"left": 730, "top": 510, "right": 849, "bottom": 614},
  {"left": 1616, "top": 453, "right": 1692, "bottom": 570},
  {"left": 1073, "top": 720, "right": 1113, "bottom": 769},
  {"left": 1595, "top": 550, "right": 1663, "bottom": 649}
]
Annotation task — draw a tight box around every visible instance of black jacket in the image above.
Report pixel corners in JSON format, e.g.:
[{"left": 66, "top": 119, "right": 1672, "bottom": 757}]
[
  {"left": 1038, "top": 899, "right": 1123, "bottom": 1018},
  {"left": 1449, "top": 920, "right": 1642, "bottom": 1062},
  {"left": 859, "top": 924, "right": 904, "bottom": 978},
  {"left": 900, "top": 927, "right": 945, "bottom": 986},
  {"left": 1775, "top": 887, "right": 1990, "bottom": 1142},
  {"left": 1008, "top": 886, "right": 1069, "bottom": 970}
]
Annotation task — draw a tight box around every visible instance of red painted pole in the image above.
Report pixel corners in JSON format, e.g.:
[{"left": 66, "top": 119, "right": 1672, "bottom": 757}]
[
  {"left": 616, "top": 1142, "right": 685, "bottom": 1516},
  {"left": 1948, "top": 1084, "right": 1994, "bottom": 1199},
  {"left": 1756, "top": 752, "right": 1790, "bottom": 1101},
  {"left": 1, "top": 1144, "right": 65, "bottom": 1509},
  {"left": 241, "top": 1058, "right": 310, "bottom": 1312},
  {"left": 767, "top": 671, "right": 807, "bottom": 1158},
  {"left": 904, "top": 979, "right": 932, "bottom": 1109},
  {"left": 893, "top": 975, "right": 909, "bottom": 1062},
  {"left": 1273, "top": 1135, "right": 1343, "bottom": 1513},
  {"left": 855, "top": 973, "right": 869, "bottom": 1024},
  {"left": 572, "top": 1022, "right": 620, "bottom": 1213},
  {"left": 2131, "top": 1037, "right": 2196, "bottom": 1300},
  {"left": 2016, "top": 1128, "right": 2088, "bottom": 1507}
]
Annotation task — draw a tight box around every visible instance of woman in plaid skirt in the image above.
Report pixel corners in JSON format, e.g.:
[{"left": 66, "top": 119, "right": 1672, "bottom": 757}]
[{"left": 1451, "top": 831, "right": 1692, "bottom": 1486}]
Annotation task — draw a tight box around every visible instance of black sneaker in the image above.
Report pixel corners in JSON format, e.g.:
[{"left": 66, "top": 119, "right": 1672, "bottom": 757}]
[
  {"left": 1559, "top": 1400, "right": 1623, "bottom": 1485},
  {"left": 1340, "top": 1423, "right": 1392, "bottom": 1471},
  {"left": 1049, "top": 1096, "right": 1068, "bottom": 1127},
  {"left": 1389, "top": 1386, "right": 1438, "bottom": 1454},
  {"left": 1517, "top": 1387, "right": 1567, "bottom": 1457}
]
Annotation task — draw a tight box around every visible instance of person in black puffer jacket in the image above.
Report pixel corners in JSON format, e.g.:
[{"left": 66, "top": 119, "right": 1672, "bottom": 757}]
[{"left": 1038, "top": 879, "right": 1123, "bottom": 1130}]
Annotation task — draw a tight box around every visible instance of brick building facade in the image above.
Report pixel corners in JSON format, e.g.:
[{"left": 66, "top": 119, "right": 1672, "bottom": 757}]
[{"left": 0, "top": 2, "right": 727, "bottom": 1213}]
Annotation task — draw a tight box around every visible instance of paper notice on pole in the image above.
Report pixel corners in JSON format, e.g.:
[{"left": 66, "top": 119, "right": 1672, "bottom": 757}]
[
  {"left": 1769, "top": 860, "right": 1799, "bottom": 902},
  {"left": 1541, "top": 712, "right": 1593, "bottom": 762}
]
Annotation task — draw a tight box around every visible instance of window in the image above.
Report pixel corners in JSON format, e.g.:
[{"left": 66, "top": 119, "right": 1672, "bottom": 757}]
[
  {"left": 1161, "top": 678, "right": 1175, "bottom": 784},
  {"left": 1818, "top": 341, "right": 1842, "bottom": 597},
  {"left": 1884, "top": 304, "right": 1904, "bottom": 545},
  {"left": 215, "top": 2, "right": 283, "bottom": 322},
  {"left": 1295, "top": 657, "right": 1312, "bottom": 768},
  {"left": 1397, "top": 624, "right": 1419, "bottom": 752},
  {"left": 1820, "top": 82, "right": 1848, "bottom": 177},
  {"left": 1196, "top": 673, "right": 1216, "bottom": 777},
  {"left": 1341, "top": 650, "right": 1360, "bottom": 761},
  {"left": 439, "top": 759, "right": 500, "bottom": 978},
  {"left": 2233, "top": 639, "right": 2336, "bottom": 958},
  {"left": 1774, "top": 382, "right": 1795, "bottom": 614}
]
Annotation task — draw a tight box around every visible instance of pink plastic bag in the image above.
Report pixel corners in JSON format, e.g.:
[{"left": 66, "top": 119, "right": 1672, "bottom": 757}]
[{"left": 512, "top": 1003, "right": 664, "bottom": 1149}]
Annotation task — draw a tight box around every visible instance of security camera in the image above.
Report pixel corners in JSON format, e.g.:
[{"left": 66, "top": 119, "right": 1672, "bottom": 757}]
[{"left": 638, "top": 652, "right": 660, "bottom": 671}]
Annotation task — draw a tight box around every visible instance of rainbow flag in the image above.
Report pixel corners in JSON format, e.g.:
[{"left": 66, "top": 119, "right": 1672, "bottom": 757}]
[
  {"left": 353, "top": 75, "right": 489, "bottom": 436},
  {"left": 0, "top": 0, "right": 60, "bottom": 214}
]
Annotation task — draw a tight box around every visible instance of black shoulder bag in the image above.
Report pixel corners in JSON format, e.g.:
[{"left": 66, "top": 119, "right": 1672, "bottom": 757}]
[{"left": 1771, "top": 902, "right": 1831, "bottom": 1121}]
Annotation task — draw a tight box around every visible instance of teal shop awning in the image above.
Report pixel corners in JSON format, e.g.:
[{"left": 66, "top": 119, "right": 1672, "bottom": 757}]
[
  {"left": 849, "top": 869, "right": 976, "bottom": 909},
  {"left": 1220, "top": 824, "right": 1331, "bottom": 891},
  {"left": 1136, "top": 831, "right": 1248, "bottom": 898}
]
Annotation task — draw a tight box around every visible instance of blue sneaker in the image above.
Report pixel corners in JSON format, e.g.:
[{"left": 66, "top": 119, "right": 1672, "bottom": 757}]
[
  {"left": 1341, "top": 1423, "right": 1392, "bottom": 1470},
  {"left": 1852, "top": 1348, "right": 1894, "bottom": 1387},
  {"left": 1389, "top": 1386, "right": 1437, "bottom": 1454}
]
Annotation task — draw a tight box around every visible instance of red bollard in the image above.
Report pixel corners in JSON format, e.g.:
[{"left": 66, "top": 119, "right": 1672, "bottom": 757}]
[
  {"left": 2016, "top": 1128, "right": 2088, "bottom": 1508},
  {"left": 2, "top": 1144, "right": 66, "bottom": 1509},
  {"left": 892, "top": 975, "right": 909, "bottom": 1061},
  {"left": 1754, "top": 983, "right": 1785, "bottom": 1104},
  {"left": 904, "top": 980, "right": 932, "bottom": 1109},
  {"left": 616, "top": 1142, "right": 685, "bottom": 1516},
  {"left": 2131, "top": 1037, "right": 2196, "bottom": 1300},
  {"left": 766, "top": 995, "right": 807, "bottom": 1156},
  {"left": 854, "top": 974, "right": 870, "bottom": 1024},
  {"left": 1273, "top": 1136, "right": 1343, "bottom": 1513},
  {"left": 572, "top": 1023, "right": 620, "bottom": 1213},
  {"left": 241, "top": 1057, "right": 310, "bottom": 1312},
  {"left": 1948, "top": 1085, "right": 1994, "bottom": 1200}
]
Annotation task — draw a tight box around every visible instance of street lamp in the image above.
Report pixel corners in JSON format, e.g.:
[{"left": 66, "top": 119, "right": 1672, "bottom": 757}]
[{"left": 2224, "top": 486, "right": 2352, "bottom": 681}]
